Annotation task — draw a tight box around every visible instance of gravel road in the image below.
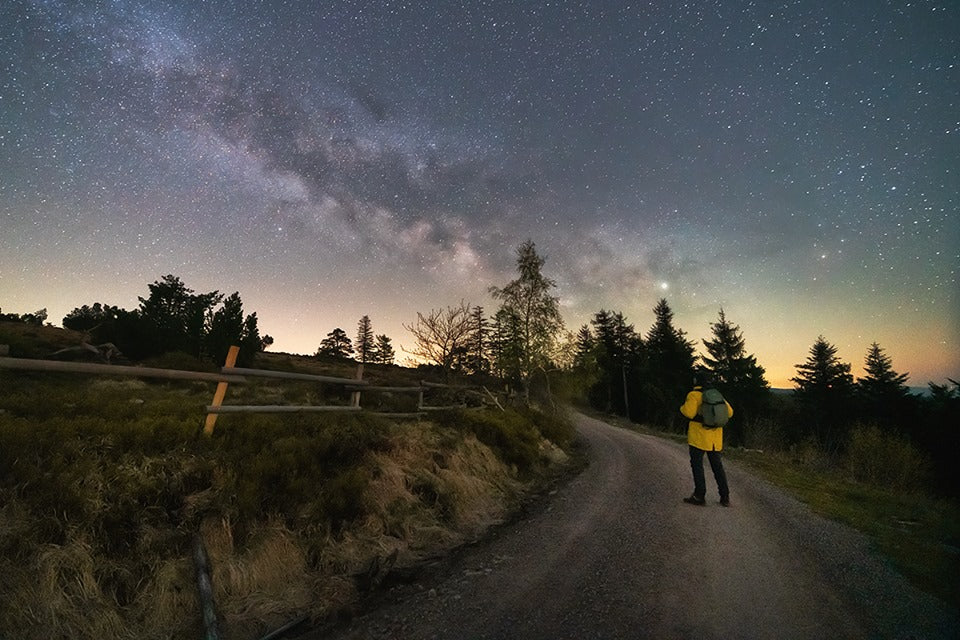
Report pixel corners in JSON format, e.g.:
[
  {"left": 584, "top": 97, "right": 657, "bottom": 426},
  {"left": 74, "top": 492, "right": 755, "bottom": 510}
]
[{"left": 317, "top": 412, "right": 958, "bottom": 640}]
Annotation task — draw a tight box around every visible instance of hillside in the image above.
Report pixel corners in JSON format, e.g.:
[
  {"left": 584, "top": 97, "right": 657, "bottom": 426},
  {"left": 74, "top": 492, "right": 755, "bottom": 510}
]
[{"left": 0, "top": 323, "right": 578, "bottom": 640}]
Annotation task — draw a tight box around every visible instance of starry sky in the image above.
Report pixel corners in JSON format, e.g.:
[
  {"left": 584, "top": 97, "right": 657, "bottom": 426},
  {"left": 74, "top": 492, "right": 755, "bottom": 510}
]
[{"left": 2, "top": 0, "right": 957, "bottom": 388}]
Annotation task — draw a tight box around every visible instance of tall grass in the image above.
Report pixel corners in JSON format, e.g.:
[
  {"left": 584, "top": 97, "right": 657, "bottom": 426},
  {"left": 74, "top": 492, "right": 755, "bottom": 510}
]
[{"left": 0, "top": 367, "right": 574, "bottom": 639}]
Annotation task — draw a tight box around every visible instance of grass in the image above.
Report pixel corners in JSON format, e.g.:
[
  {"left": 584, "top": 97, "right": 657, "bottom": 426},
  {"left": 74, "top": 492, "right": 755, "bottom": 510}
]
[
  {"left": 728, "top": 447, "right": 960, "bottom": 607},
  {"left": 0, "top": 345, "right": 577, "bottom": 640}
]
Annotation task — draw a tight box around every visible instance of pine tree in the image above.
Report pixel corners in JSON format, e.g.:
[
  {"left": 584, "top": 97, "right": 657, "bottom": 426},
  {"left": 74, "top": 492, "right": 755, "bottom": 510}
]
[
  {"left": 356, "top": 315, "right": 375, "bottom": 363},
  {"left": 701, "top": 309, "right": 770, "bottom": 445},
  {"left": 643, "top": 299, "right": 696, "bottom": 427},
  {"left": 791, "top": 335, "right": 855, "bottom": 446},
  {"left": 856, "top": 342, "right": 912, "bottom": 428},
  {"left": 573, "top": 324, "right": 595, "bottom": 371},
  {"left": 466, "top": 305, "right": 490, "bottom": 375},
  {"left": 374, "top": 334, "right": 395, "bottom": 365},
  {"left": 206, "top": 292, "right": 245, "bottom": 365},
  {"left": 318, "top": 328, "right": 353, "bottom": 359}
]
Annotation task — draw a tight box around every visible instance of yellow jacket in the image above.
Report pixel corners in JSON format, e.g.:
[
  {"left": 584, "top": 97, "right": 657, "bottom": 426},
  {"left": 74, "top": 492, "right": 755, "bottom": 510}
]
[{"left": 680, "top": 387, "right": 733, "bottom": 452}]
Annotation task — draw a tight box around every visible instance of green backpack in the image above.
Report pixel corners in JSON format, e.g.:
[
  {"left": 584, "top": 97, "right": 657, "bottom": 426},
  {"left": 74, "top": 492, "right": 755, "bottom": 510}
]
[{"left": 699, "top": 388, "right": 730, "bottom": 428}]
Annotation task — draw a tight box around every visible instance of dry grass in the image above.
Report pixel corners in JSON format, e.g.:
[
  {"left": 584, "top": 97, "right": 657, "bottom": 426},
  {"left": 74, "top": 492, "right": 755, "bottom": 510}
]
[{"left": 0, "top": 411, "right": 570, "bottom": 639}]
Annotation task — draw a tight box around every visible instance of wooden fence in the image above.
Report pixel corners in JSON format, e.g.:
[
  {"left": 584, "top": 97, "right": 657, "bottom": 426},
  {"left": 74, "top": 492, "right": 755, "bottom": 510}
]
[{"left": 0, "top": 345, "right": 497, "bottom": 435}]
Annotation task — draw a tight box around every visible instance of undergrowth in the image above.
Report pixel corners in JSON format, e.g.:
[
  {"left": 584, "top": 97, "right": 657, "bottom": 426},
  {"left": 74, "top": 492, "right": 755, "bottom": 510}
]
[{"left": 0, "top": 367, "right": 575, "bottom": 640}]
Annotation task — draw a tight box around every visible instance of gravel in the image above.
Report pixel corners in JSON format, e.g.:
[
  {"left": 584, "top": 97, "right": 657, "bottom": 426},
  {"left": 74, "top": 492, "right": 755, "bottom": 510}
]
[{"left": 312, "top": 413, "right": 959, "bottom": 640}]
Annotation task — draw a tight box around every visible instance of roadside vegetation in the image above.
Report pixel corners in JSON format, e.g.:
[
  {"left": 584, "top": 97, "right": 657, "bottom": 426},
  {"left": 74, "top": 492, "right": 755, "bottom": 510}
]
[{"left": 0, "top": 352, "right": 575, "bottom": 639}]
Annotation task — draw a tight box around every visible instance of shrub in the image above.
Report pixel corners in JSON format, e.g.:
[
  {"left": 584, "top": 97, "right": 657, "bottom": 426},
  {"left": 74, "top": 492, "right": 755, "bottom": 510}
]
[{"left": 845, "top": 423, "right": 931, "bottom": 492}]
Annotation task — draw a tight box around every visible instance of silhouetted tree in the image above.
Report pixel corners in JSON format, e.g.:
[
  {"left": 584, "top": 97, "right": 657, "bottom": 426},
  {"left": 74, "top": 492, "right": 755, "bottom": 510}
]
[
  {"left": 356, "top": 315, "right": 375, "bottom": 363},
  {"left": 791, "top": 335, "right": 855, "bottom": 448},
  {"left": 855, "top": 342, "right": 915, "bottom": 430},
  {"left": 374, "top": 334, "right": 395, "bottom": 365},
  {"left": 403, "top": 301, "right": 473, "bottom": 377},
  {"left": 206, "top": 292, "right": 245, "bottom": 365},
  {"left": 489, "top": 240, "right": 564, "bottom": 401},
  {"left": 318, "top": 328, "right": 354, "bottom": 359},
  {"left": 589, "top": 309, "right": 644, "bottom": 418},
  {"left": 643, "top": 299, "right": 696, "bottom": 428},
  {"left": 27, "top": 308, "right": 48, "bottom": 326},
  {"left": 465, "top": 305, "right": 490, "bottom": 375},
  {"left": 138, "top": 275, "right": 222, "bottom": 358},
  {"left": 701, "top": 308, "right": 770, "bottom": 445}
]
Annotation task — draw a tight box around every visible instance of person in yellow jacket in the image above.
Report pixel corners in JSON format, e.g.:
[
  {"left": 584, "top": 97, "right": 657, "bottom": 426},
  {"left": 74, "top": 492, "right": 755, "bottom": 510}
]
[{"left": 680, "top": 375, "right": 733, "bottom": 506}]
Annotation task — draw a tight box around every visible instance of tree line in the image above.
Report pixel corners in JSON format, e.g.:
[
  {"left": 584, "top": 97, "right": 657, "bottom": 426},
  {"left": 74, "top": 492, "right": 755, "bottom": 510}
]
[
  {"left": 56, "top": 275, "right": 271, "bottom": 367},
  {"left": 316, "top": 315, "right": 396, "bottom": 365},
  {"left": 394, "top": 239, "right": 959, "bottom": 500}
]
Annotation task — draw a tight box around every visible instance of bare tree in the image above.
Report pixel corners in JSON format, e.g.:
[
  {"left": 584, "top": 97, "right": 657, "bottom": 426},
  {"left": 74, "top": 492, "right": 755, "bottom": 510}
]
[{"left": 403, "top": 301, "right": 474, "bottom": 376}]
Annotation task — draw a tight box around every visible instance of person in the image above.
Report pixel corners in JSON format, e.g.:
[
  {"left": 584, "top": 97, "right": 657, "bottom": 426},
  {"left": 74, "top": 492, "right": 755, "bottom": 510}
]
[{"left": 680, "top": 374, "right": 733, "bottom": 506}]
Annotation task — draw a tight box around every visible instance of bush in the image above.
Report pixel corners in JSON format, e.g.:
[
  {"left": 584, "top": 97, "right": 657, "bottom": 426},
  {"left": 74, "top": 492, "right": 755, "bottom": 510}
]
[
  {"left": 845, "top": 423, "right": 931, "bottom": 492},
  {"left": 432, "top": 409, "right": 551, "bottom": 474}
]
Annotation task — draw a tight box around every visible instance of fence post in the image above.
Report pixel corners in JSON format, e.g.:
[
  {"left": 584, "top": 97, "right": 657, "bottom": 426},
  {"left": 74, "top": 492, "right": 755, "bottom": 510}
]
[
  {"left": 350, "top": 363, "right": 364, "bottom": 408},
  {"left": 417, "top": 382, "right": 424, "bottom": 411},
  {"left": 192, "top": 534, "right": 221, "bottom": 640},
  {"left": 204, "top": 346, "right": 240, "bottom": 436}
]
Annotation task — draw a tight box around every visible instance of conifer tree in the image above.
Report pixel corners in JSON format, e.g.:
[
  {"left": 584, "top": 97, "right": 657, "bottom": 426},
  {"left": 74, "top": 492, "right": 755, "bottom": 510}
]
[
  {"left": 855, "top": 342, "right": 912, "bottom": 428},
  {"left": 356, "top": 315, "right": 375, "bottom": 363},
  {"left": 317, "top": 328, "right": 353, "bottom": 359},
  {"left": 791, "top": 335, "right": 855, "bottom": 446},
  {"left": 643, "top": 298, "right": 696, "bottom": 427},
  {"left": 374, "top": 334, "right": 395, "bottom": 365},
  {"left": 466, "top": 305, "right": 490, "bottom": 375},
  {"left": 701, "top": 308, "right": 770, "bottom": 445}
]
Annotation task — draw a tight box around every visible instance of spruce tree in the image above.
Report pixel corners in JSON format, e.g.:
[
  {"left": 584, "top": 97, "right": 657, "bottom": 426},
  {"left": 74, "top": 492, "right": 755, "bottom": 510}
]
[
  {"left": 374, "top": 334, "right": 395, "bottom": 365},
  {"left": 701, "top": 308, "right": 770, "bottom": 445},
  {"left": 791, "top": 335, "right": 855, "bottom": 447},
  {"left": 856, "top": 342, "right": 912, "bottom": 428},
  {"left": 643, "top": 299, "right": 696, "bottom": 427},
  {"left": 356, "top": 315, "right": 375, "bottom": 364},
  {"left": 466, "top": 305, "right": 490, "bottom": 375}
]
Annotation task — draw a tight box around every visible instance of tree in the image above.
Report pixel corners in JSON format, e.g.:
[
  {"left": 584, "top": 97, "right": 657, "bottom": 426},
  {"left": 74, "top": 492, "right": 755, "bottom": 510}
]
[
  {"left": 138, "top": 275, "right": 222, "bottom": 358},
  {"left": 356, "top": 315, "right": 375, "bottom": 364},
  {"left": 489, "top": 240, "right": 564, "bottom": 400},
  {"left": 464, "top": 305, "right": 490, "bottom": 375},
  {"left": 403, "top": 301, "right": 474, "bottom": 377},
  {"left": 700, "top": 309, "right": 770, "bottom": 445},
  {"left": 374, "top": 334, "right": 395, "bottom": 365},
  {"left": 791, "top": 335, "right": 855, "bottom": 447},
  {"left": 643, "top": 299, "right": 697, "bottom": 428},
  {"left": 238, "top": 312, "right": 263, "bottom": 367},
  {"left": 21, "top": 308, "right": 48, "bottom": 326},
  {"left": 855, "top": 342, "right": 913, "bottom": 429},
  {"left": 318, "top": 328, "right": 354, "bottom": 359},
  {"left": 205, "top": 292, "right": 245, "bottom": 365},
  {"left": 589, "top": 309, "right": 644, "bottom": 418},
  {"left": 63, "top": 303, "right": 123, "bottom": 333}
]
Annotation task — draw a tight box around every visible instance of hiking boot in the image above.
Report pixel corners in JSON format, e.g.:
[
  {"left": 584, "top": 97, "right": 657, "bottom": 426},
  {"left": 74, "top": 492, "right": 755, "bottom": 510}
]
[
  {"left": 719, "top": 497, "right": 730, "bottom": 507},
  {"left": 682, "top": 495, "right": 706, "bottom": 506}
]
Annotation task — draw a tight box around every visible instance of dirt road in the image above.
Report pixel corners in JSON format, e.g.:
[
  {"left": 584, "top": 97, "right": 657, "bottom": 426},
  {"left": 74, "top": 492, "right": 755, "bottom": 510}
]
[{"left": 319, "top": 413, "right": 958, "bottom": 640}]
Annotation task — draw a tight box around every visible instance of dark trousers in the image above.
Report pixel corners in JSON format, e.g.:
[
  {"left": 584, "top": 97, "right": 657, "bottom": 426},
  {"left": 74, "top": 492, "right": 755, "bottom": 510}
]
[{"left": 689, "top": 445, "right": 729, "bottom": 501}]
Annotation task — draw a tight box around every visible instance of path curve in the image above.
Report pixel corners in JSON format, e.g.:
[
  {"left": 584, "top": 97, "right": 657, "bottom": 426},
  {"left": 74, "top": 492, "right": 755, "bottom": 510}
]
[{"left": 318, "top": 412, "right": 958, "bottom": 640}]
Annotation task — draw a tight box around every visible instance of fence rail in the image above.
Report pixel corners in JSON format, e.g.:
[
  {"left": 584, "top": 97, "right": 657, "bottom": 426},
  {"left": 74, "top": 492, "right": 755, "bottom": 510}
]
[{"left": 0, "top": 348, "right": 497, "bottom": 434}]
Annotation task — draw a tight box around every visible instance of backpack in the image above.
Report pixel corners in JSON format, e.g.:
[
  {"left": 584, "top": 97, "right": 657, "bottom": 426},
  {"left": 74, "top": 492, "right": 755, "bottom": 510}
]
[{"left": 699, "top": 388, "right": 729, "bottom": 428}]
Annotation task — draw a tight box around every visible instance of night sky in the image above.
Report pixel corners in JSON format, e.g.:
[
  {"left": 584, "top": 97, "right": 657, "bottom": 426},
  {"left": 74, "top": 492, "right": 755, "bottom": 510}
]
[{"left": 2, "top": 1, "right": 957, "bottom": 388}]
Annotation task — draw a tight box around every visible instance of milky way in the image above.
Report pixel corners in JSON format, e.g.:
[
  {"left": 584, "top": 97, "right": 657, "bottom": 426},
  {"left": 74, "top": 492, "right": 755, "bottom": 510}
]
[{"left": 2, "top": 0, "right": 957, "bottom": 386}]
